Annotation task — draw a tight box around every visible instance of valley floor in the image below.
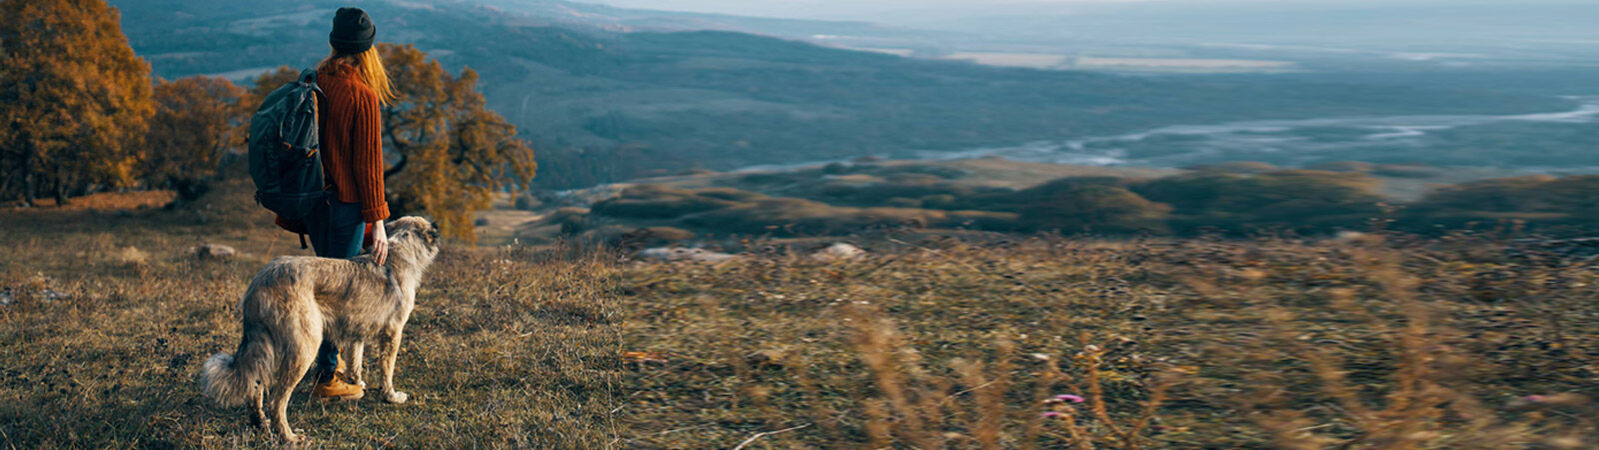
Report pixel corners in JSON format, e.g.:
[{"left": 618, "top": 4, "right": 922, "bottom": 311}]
[{"left": 2, "top": 197, "right": 1596, "bottom": 447}]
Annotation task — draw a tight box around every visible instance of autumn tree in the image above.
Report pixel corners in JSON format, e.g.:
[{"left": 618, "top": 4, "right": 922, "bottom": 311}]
[
  {"left": 377, "top": 43, "right": 537, "bottom": 241},
  {"left": 0, "top": 0, "right": 154, "bottom": 206},
  {"left": 244, "top": 45, "right": 536, "bottom": 241},
  {"left": 242, "top": 66, "right": 299, "bottom": 114},
  {"left": 143, "top": 75, "right": 246, "bottom": 203}
]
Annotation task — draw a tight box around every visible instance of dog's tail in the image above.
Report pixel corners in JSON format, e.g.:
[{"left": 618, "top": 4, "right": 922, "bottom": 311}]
[{"left": 201, "top": 328, "right": 274, "bottom": 406}]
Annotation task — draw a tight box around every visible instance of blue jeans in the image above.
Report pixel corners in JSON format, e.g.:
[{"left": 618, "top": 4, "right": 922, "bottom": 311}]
[{"left": 307, "top": 200, "right": 366, "bottom": 380}]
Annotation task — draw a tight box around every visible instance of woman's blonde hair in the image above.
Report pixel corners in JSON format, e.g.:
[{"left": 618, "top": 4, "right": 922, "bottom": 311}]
[{"left": 319, "top": 47, "right": 394, "bottom": 105}]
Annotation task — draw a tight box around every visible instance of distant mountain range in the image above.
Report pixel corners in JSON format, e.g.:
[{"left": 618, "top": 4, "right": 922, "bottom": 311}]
[
  {"left": 472, "top": 0, "right": 931, "bottom": 38},
  {"left": 550, "top": 0, "right": 1599, "bottom": 72},
  {"left": 110, "top": 0, "right": 1578, "bottom": 188}
]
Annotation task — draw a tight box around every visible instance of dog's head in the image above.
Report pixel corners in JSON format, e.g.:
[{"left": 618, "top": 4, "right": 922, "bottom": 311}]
[{"left": 387, "top": 216, "right": 442, "bottom": 256}]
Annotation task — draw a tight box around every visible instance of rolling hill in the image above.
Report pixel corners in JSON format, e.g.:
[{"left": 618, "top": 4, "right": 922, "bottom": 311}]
[{"left": 111, "top": 0, "right": 1574, "bottom": 188}]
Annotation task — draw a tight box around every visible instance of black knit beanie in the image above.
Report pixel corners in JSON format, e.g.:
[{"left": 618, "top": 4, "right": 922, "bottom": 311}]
[{"left": 329, "top": 7, "right": 375, "bottom": 54}]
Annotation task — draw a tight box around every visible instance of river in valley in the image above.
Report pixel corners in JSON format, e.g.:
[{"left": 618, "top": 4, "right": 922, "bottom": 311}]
[{"left": 916, "top": 95, "right": 1599, "bottom": 170}]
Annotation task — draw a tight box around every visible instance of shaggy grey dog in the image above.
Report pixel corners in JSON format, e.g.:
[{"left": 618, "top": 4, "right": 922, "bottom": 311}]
[{"left": 201, "top": 216, "right": 441, "bottom": 443}]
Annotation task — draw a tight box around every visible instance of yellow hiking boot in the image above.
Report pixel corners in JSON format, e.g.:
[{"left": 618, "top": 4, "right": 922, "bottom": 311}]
[{"left": 312, "top": 372, "right": 365, "bottom": 401}]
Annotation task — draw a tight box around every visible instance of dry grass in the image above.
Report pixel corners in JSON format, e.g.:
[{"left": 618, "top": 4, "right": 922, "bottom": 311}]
[
  {"left": 12, "top": 190, "right": 177, "bottom": 210},
  {"left": 0, "top": 182, "right": 623, "bottom": 447},
  {"left": 2, "top": 181, "right": 1597, "bottom": 448},
  {"left": 611, "top": 233, "right": 1598, "bottom": 448}
]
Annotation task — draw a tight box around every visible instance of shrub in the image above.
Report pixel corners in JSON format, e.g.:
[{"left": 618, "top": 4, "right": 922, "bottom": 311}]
[
  {"left": 1411, "top": 175, "right": 1562, "bottom": 213},
  {"left": 1018, "top": 185, "right": 1171, "bottom": 233},
  {"left": 1132, "top": 170, "right": 1384, "bottom": 233},
  {"left": 514, "top": 194, "right": 541, "bottom": 210},
  {"left": 920, "top": 194, "right": 959, "bottom": 209},
  {"left": 1400, "top": 175, "right": 1599, "bottom": 234},
  {"left": 1003, "top": 177, "right": 1129, "bottom": 207},
  {"left": 544, "top": 207, "right": 590, "bottom": 235}
]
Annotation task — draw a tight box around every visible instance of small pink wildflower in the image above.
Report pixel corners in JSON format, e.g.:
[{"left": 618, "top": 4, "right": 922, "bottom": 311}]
[
  {"left": 1054, "top": 394, "right": 1086, "bottom": 403},
  {"left": 1523, "top": 395, "right": 1547, "bottom": 402},
  {"left": 1041, "top": 411, "right": 1062, "bottom": 419}
]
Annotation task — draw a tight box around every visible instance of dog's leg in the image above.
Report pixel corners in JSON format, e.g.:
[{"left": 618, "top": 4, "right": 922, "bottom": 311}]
[
  {"left": 273, "top": 333, "right": 319, "bottom": 444},
  {"left": 345, "top": 341, "right": 367, "bottom": 389},
  {"left": 250, "top": 384, "right": 268, "bottom": 430},
  {"left": 377, "top": 321, "right": 409, "bottom": 404}
]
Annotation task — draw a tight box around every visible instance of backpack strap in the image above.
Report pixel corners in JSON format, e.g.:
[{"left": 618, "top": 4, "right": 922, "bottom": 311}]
[
  {"left": 298, "top": 69, "right": 320, "bottom": 89},
  {"left": 300, "top": 69, "right": 326, "bottom": 251},
  {"left": 301, "top": 69, "right": 335, "bottom": 193}
]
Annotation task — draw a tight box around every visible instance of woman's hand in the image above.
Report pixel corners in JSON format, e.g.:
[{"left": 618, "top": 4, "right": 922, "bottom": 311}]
[{"left": 370, "top": 220, "right": 389, "bottom": 265}]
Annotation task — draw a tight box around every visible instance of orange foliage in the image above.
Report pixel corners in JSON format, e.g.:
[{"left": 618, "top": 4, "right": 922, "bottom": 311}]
[
  {"left": 0, "top": 0, "right": 154, "bottom": 205},
  {"left": 143, "top": 75, "right": 246, "bottom": 201},
  {"left": 377, "top": 44, "right": 537, "bottom": 242}
]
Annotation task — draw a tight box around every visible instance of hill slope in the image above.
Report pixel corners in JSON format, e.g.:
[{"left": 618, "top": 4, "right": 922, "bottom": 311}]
[{"left": 2, "top": 184, "right": 1596, "bottom": 446}]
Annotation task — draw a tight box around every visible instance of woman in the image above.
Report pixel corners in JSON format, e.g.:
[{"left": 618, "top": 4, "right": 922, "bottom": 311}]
[{"left": 276, "top": 6, "right": 392, "bottom": 400}]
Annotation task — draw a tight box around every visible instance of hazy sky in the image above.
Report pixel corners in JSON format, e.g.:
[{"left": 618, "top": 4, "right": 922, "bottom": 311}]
[
  {"left": 567, "top": 0, "right": 1429, "bottom": 20},
  {"left": 566, "top": 0, "right": 1580, "bottom": 22},
  {"left": 569, "top": 0, "right": 1153, "bottom": 20}
]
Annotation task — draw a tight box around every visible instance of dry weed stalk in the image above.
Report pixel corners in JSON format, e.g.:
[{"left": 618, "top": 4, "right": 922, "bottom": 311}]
[
  {"left": 844, "top": 302, "right": 1175, "bottom": 449},
  {"left": 1041, "top": 343, "right": 1175, "bottom": 450},
  {"left": 1225, "top": 240, "right": 1594, "bottom": 449},
  {"left": 848, "top": 304, "right": 941, "bottom": 448}
]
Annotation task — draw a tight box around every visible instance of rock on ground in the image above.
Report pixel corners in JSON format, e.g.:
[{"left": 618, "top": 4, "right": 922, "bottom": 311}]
[
  {"left": 637, "top": 247, "right": 739, "bottom": 263},
  {"left": 193, "top": 244, "right": 237, "bottom": 260},
  {"left": 812, "top": 243, "right": 865, "bottom": 261}
]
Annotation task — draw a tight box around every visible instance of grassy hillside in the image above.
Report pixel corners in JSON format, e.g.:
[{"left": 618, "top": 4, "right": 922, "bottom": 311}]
[
  {"left": 611, "top": 233, "right": 1599, "bottom": 448},
  {"left": 109, "top": 0, "right": 1575, "bottom": 188},
  {"left": 2, "top": 178, "right": 1596, "bottom": 447},
  {"left": 0, "top": 180, "right": 622, "bottom": 447}
]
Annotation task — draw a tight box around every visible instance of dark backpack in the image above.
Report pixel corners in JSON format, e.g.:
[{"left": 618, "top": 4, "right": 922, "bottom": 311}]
[{"left": 248, "top": 69, "right": 328, "bottom": 223}]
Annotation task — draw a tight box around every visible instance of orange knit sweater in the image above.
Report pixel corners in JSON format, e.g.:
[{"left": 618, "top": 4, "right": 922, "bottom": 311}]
[
  {"left": 316, "top": 63, "right": 389, "bottom": 222},
  {"left": 275, "top": 63, "right": 390, "bottom": 231}
]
